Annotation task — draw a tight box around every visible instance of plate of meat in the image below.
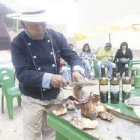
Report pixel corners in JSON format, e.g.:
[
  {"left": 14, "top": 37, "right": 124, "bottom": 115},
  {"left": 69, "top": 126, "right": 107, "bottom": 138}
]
[
  {"left": 73, "top": 86, "right": 114, "bottom": 121},
  {"left": 52, "top": 104, "right": 67, "bottom": 116}
]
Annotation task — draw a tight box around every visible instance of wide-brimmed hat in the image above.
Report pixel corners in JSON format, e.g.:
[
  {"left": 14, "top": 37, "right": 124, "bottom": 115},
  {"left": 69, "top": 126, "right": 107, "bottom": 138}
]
[{"left": 7, "top": 8, "right": 47, "bottom": 22}]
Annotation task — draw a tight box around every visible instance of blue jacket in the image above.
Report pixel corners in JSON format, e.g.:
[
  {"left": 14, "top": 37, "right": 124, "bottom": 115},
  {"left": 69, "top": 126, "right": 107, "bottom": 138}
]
[{"left": 11, "top": 29, "right": 83, "bottom": 100}]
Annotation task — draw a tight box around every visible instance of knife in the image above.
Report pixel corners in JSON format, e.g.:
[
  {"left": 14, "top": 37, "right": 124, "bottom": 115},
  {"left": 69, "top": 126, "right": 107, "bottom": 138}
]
[{"left": 67, "top": 81, "right": 97, "bottom": 87}]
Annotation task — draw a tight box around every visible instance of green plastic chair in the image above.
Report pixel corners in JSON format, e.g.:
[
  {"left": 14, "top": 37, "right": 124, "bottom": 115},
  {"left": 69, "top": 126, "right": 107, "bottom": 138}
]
[
  {"left": 0, "top": 68, "right": 15, "bottom": 112},
  {"left": 91, "top": 59, "right": 98, "bottom": 78},
  {"left": 128, "top": 60, "right": 140, "bottom": 76},
  {"left": 0, "top": 68, "right": 15, "bottom": 86},
  {"left": 1, "top": 74, "right": 21, "bottom": 120},
  {"left": 134, "top": 69, "right": 140, "bottom": 88}
]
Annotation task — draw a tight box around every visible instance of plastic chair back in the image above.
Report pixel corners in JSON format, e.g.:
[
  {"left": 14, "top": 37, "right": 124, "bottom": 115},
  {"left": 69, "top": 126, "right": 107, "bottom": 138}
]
[
  {"left": 1, "top": 76, "right": 15, "bottom": 96},
  {"left": 134, "top": 69, "right": 140, "bottom": 88},
  {"left": 0, "top": 68, "right": 14, "bottom": 78},
  {"left": 0, "top": 68, "right": 15, "bottom": 86}
]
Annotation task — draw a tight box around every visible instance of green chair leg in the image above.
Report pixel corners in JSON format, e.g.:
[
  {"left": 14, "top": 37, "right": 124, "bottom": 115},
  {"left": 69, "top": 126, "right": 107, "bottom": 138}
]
[
  {"left": 1, "top": 94, "right": 4, "bottom": 113},
  {"left": 6, "top": 98, "right": 13, "bottom": 120},
  {"left": 94, "top": 60, "right": 98, "bottom": 78},
  {"left": 17, "top": 96, "right": 21, "bottom": 106},
  {"left": 56, "top": 131, "right": 68, "bottom": 140}
]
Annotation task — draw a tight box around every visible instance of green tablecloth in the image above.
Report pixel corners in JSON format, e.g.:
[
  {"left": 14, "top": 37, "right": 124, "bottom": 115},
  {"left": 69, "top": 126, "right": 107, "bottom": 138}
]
[{"left": 106, "top": 88, "right": 140, "bottom": 120}]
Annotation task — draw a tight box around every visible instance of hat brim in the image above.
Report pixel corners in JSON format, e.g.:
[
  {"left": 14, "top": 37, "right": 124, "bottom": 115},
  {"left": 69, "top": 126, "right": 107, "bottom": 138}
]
[{"left": 7, "top": 13, "right": 47, "bottom": 22}]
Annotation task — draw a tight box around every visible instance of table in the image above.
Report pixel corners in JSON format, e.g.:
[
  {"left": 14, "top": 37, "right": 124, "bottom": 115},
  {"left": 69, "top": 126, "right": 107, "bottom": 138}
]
[{"left": 46, "top": 88, "right": 140, "bottom": 140}]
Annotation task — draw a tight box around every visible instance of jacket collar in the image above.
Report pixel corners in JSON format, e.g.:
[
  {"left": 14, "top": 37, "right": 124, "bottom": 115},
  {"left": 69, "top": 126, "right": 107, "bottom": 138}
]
[{"left": 24, "top": 30, "right": 48, "bottom": 40}]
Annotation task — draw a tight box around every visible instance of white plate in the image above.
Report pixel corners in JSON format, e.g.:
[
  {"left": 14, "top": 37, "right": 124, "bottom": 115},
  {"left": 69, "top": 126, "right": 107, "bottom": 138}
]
[
  {"left": 124, "top": 97, "right": 140, "bottom": 109},
  {"left": 134, "top": 106, "right": 140, "bottom": 118}
]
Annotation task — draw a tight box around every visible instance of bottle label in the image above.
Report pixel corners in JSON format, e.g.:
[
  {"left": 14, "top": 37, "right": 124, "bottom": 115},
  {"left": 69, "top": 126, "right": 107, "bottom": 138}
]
[
  {"left": 111, "top": 85, "right": 119, "bottom": 92},
  {"left": 123, "top": 84, "right": 131, "bottom": 93},
  {"left": 100, "top": 85, "right": 108, "bottom": 93}
]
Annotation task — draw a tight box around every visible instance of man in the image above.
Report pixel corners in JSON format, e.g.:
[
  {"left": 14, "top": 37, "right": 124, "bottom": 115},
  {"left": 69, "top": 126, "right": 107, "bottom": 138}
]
[
  {"left": 8, "top": 9, "right": 84, "bottom": 140},
  {"left": 97, "top": 42, "right": 114, "bottom": 78}
]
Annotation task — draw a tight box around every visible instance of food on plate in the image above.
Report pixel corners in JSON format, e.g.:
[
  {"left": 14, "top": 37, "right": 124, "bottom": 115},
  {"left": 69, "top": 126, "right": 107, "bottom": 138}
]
[
  {"left": 73, "top": 86, "right": 114, "bottom": 120},
  {"left": 52, "top": 104, "right": 67, "bottom": 116},
  {"left": 74, "top": 96, "right": 99, "bottom": 119},
  {"left": 71, "top": 116, "right": 98, "bottom": 130},
  {"left": 66, "top": 99, "right": 75, "bottom": 110},
  {"left": 73, "top": 86, "right": 90, "bottom": 103},
  {"left": 98, "top": 111, "right": 114, "bottom": 121}
]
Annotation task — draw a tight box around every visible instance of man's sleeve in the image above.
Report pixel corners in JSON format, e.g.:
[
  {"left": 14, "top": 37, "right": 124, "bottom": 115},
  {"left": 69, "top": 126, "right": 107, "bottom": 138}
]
[
  {"left": 42, "top": 73, "right": 53, "bottom": 89},
  {"left": 11, "top": 39, "right": 48, "bottom": 88},
  {"left": 57, "top": 33, "right": 84, "bottom": 73}
]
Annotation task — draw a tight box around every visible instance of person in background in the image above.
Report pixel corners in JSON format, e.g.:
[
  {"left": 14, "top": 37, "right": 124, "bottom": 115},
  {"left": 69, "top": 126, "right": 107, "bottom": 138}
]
[
  {"left": 79, "top": 43, "right": 94, "bottom": 80},
  {"left": 114, "top": 42, "right": 133, "bottom": 76},
  {"left": 97, "top": 42, "right": 114, "bottom": 78},
  {"left": 59, "top": 43, "right": 76, "bottom": 83}
]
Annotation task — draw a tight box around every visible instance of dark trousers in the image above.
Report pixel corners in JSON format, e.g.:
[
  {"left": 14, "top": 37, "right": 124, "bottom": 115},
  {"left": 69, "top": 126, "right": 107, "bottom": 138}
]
[{"left": 117, "top": 62, "right": 126, "bottom": 76}]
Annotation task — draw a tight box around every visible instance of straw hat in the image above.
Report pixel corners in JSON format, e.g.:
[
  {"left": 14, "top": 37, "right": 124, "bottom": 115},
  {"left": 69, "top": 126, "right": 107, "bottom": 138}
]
[{"left": 7, "top": 7, "right": 47, "bottom": 22}]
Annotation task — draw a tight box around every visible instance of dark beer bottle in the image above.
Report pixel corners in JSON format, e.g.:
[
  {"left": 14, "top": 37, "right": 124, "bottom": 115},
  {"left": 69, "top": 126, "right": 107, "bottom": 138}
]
[
  {"left": 99, "top": 65, "right": 108, "bottom": 103},
  {"left": 110, "top": 64, "right": 120, "bottom": 104},
  {"left": 122, "top": 64, "right": 131, "bottom": 102}
]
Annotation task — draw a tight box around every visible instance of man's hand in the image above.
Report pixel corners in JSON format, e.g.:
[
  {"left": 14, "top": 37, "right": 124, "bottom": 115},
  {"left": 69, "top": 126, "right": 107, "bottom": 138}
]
[
  {"left": 50, "top": 74, "right": 67, "bottom": 88},
  {"left": 98, "top": 55, "right": 107, "bottom": 60},
  {"left": 103, "top": 55, "right": 108, "bottom": 57},
  {"left": 72, "top": 72, "right": 84, "bottom": 82}
]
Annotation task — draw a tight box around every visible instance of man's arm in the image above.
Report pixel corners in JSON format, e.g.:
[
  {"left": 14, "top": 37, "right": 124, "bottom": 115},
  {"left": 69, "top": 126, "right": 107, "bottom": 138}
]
[{"left": 57, "top": 33, "right": 84, "bottom": 75}]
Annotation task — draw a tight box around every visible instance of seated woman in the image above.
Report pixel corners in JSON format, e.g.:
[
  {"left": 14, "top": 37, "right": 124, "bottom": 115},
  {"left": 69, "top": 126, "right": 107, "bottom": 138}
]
[
  {"left": 114, "top": 42, "right": 133, "bottom": 76},
  {"left": 79, "top": 43, "right": 94, "bottom": 79}
]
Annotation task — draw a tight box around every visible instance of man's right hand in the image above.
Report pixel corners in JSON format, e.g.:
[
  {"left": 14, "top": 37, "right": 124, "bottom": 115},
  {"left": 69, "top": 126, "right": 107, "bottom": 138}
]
[{"left": 50, "top": 74, "right": 67, "bottom": 88}]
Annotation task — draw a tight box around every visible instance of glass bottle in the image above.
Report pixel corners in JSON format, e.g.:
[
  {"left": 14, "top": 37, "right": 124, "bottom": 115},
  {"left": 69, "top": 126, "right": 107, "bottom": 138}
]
[
  {"left": 110, "top": 64, "right": 120, "bottom": 104},
  {"left": 99, "top": 65, "right": 108, "bottom": 103},
  {"left": 122, "top": 64, "right": 131, "bottom": 102}
]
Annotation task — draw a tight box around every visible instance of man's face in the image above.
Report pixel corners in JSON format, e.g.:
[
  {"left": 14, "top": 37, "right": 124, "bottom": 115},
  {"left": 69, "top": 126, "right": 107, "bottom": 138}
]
[
  {"left": 21, "top": 21, "right": 46, "bottom": 40},
  {"left": 105, "top": 46, "right": 111, "bottom": 51}
]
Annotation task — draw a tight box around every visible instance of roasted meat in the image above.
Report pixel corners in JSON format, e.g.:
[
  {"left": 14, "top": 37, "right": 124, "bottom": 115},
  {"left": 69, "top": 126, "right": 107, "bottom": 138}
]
[
  {"left": 66, "top": 99, "right": 75, "bottom": 110},
  {"left": 73, "top": 86, "right": 114, "bottom": 120},
  {"left": 98, "top": 111, "right": 114, "bottom": 121},
  {"left": 74, "top": 94, "right": 100, "bottom": 119},
  {"left": 71, "top": 116, "right": 98, "bottom": 130},
  {"left": 73, "top": 86, "right": 90, "bottom": 103},
  {"left": 52, "top": 104, "right": 67, "bottom": 116}
]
